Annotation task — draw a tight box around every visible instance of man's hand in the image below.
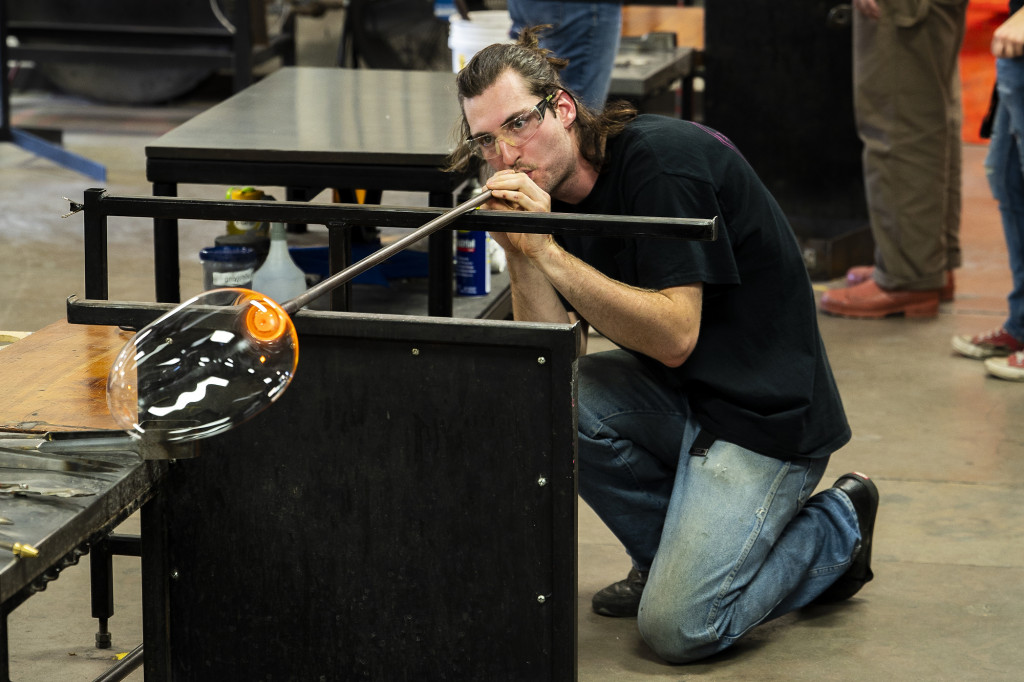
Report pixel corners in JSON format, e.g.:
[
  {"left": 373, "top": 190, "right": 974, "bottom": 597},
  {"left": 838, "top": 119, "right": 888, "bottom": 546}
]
[
  {"left": 993, "top": 10, "right": 1024, "bottom": 58},
  {"left": 484, "top": 169, "right": 551, "bottom": 213},
  {"left": 484, "top": 169, "right": 555, "bottom": 259},
  {"left": 474, "top": 170, "right": 569, "bottom": 325}
]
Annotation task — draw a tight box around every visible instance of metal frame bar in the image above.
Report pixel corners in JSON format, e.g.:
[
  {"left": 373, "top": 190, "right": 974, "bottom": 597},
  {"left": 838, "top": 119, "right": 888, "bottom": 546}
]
[
  {"left": 77, "top": 189, "right": 717, "bottom": 315},
  {"left": 79, "top": 190, "right": 718, "bottom": 236}
]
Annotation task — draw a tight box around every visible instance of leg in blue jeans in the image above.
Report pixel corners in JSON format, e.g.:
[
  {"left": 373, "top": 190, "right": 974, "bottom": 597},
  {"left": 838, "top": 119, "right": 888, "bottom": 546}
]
[
  {"left": 577, "top": 350, "right": 861, "bottom": 662},
  {"left": 508, "top": 0, "right": 622, "bottom": 110},
  {"left": 985, "top": 57, "right": 1024, "bottom": 341}
]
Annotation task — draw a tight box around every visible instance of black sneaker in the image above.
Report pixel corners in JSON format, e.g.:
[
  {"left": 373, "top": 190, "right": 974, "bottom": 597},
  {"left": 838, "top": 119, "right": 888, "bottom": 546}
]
[
  {"left": 812, "top": 471, "right": 879, "bottom": 605},
  {"left": 592, "top": 568, "right": 648, "bottom": 617}
]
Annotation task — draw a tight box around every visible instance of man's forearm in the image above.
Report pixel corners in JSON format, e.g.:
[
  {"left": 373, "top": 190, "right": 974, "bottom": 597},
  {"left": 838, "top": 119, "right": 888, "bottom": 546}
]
[
  {"left": 506, "top": 252, "right": 574, "bottom": 324},
  {"left": 528, "top": 240, "right": 701, "bottom": 368}
]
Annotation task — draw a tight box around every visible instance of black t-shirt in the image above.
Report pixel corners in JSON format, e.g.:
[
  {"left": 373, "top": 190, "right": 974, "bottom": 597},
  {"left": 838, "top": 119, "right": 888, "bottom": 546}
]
[{"left": 552, "top": 115, "right": 850, "bottom": 460}]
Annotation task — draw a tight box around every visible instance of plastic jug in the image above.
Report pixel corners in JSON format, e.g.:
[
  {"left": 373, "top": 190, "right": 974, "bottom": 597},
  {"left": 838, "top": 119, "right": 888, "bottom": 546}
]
[{"left": 252, "top": 223, "right": 307, "bottom": 303}]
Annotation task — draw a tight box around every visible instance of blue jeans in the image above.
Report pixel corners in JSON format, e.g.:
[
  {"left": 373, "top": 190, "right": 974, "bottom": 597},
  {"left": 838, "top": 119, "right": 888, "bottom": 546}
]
[
  {"left": 577, "top": 350, "right": 862, "bottom": 662},
  {"left": 985, "top": 57, "right": 1024, "bottom": 341},
  {"left": 508, "top": 0, "right": 622, "bottom": 109}
]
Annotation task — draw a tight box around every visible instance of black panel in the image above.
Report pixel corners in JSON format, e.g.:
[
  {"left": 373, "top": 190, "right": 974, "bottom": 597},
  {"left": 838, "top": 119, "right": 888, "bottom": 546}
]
[
  {"left": 704, "top": 1, "right": 867, "bottom": 228},
  {"left": 152, "top": 312, "right": 580, "bottom": 681}
]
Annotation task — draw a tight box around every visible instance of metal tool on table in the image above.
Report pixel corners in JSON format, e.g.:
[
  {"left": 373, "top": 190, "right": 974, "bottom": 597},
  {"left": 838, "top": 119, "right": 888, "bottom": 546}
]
[
  {"left": 0, "top": 539, "right": 38, "bottom": 558},
  {"left": 0, "top": 430, "right": 168, "bottom": 462},
  {"left": 1, "top": 482, "right": 94, "bottom": 497},
  {"left": 106, "top": 190, "right": 493, "bottom": 445},
  {"left": 0, "top": 514, "right": 38, "bottom": 558},
  {"left": 0, "top": 444, "right": 122, "bottom": 474}
]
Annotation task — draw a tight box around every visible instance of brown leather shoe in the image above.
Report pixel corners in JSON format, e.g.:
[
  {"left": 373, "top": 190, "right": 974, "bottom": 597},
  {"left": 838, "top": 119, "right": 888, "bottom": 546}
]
[
  {"left": 845, "top": 265, "right": 955, "bottom": 302},
  {"left": 820, "top": 279, "right": 940, "bottom": 319}
]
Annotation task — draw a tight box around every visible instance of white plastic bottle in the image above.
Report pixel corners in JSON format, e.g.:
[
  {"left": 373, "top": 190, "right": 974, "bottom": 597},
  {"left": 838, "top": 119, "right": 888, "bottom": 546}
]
[{"left": 251, "top": 223, "right": 307, "bottom": 302}]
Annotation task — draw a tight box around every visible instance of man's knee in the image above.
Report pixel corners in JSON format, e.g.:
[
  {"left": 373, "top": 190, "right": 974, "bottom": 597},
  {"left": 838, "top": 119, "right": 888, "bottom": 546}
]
[{"left": 637, "top": 601, "right": 723, "bottom": 664}]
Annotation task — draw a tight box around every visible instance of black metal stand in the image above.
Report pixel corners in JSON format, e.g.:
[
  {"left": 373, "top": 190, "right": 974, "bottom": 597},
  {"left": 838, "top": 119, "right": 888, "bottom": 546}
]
[
  {"left": 90, "top": 534, "right": 141, "bottom": 650},
  {"left": 77, "top": 189, "right": 716, "bottom": 314}
]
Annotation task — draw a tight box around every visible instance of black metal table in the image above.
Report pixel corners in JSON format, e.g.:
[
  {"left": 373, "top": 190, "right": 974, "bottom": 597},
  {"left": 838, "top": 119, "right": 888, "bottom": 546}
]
[
  {"left": 609, "top": 45, "right": 695, "bottom": 118},
  {"left": 0, "top": 320, "right": 185, "bottom": 682},
  {"left": 0, "top": 444, "right": 164, "bottom": 681},
  {"left": 145, "top": 66, "right": 473, "bottom": 316}
]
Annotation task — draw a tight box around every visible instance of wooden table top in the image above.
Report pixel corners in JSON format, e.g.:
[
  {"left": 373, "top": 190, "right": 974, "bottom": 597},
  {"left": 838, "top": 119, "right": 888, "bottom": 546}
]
[{"left": 0, "top": 320, "right": 129, "bottom": 433}]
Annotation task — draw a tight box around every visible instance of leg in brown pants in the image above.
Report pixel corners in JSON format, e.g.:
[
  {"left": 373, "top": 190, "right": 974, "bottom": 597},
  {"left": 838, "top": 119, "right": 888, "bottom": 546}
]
[{"left": 821, "top": 0, "right": 967, "bottom": 318}]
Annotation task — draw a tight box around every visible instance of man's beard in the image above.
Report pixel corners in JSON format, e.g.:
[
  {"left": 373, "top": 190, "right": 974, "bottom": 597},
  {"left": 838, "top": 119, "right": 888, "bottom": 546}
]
[{"left": 515, "top": 153, "right": 576, "bottom": 201}]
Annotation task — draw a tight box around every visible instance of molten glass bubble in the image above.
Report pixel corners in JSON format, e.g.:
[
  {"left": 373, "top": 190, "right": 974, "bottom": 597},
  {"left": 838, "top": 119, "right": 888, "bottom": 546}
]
[{"left": 107, "top": 288, "right": 299, "bottom": 443}]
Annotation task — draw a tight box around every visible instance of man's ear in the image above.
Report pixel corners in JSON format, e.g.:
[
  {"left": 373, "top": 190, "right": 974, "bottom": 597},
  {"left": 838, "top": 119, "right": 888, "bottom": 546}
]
[{"left": 556, "top": 91, "right": 577, "bottom": 128}]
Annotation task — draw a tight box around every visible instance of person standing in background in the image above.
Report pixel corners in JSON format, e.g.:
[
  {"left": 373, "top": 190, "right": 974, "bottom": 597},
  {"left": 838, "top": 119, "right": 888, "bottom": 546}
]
[
  {"left": 952, "top": 2, "right": 1024, "bottom": 379},
  {"left": 507, "top": 0, "right": 623, "bottom": 110},
  {"left": 820, "top": 0, "right": 968, "bottom": 319}
]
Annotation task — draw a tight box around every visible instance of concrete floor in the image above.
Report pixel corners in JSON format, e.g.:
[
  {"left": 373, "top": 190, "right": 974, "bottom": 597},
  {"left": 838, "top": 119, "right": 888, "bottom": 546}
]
[{"left": 4, "top": 14, "right": 1024, "bottom": 682}]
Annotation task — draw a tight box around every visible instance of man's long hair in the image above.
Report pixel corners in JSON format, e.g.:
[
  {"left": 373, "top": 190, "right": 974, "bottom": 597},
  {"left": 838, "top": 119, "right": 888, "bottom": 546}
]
[{"left": 444, "top": 25, "right": 637, "bottom": 174}]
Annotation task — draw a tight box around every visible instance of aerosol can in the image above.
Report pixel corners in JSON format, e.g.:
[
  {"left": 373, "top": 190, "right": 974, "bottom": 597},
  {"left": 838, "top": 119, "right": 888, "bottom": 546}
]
[{"left": 455, "top": 230, "right": 491, "bottom": 296}]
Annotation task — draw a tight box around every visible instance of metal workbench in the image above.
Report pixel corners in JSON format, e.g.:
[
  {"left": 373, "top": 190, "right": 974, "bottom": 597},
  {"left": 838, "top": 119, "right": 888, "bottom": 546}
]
[
  {"left": 144, "top": 67, "right": 473, "bottom": 316},
  {"left": 0, "top": 321, "right": 175, "bottom": 682},
  {"left": 609, "top": 45, "right": 694, "bottom": 114}
]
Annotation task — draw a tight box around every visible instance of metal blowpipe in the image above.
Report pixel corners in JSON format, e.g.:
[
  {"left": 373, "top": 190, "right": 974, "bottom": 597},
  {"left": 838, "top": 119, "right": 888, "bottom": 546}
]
[{"left": 281, "top": 189, "right": 493, "bottom": 314}]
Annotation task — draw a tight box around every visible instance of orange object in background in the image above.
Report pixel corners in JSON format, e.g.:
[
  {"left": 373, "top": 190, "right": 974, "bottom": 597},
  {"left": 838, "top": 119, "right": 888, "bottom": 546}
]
[
  {"left": 961, "top": 0, "right": 1007, "bottom": 144},
  {"left": 621, "top": 6, "right": 704, "bottom": 51}
]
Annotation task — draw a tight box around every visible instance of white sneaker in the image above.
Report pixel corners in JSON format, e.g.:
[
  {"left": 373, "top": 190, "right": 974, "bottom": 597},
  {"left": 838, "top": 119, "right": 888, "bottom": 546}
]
[
  {"left": 952, "top": 327, "right": 1024, "bottom": 359},
  {"left": 984, "top": 351, "right": 1024, "bottom": 381}
]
